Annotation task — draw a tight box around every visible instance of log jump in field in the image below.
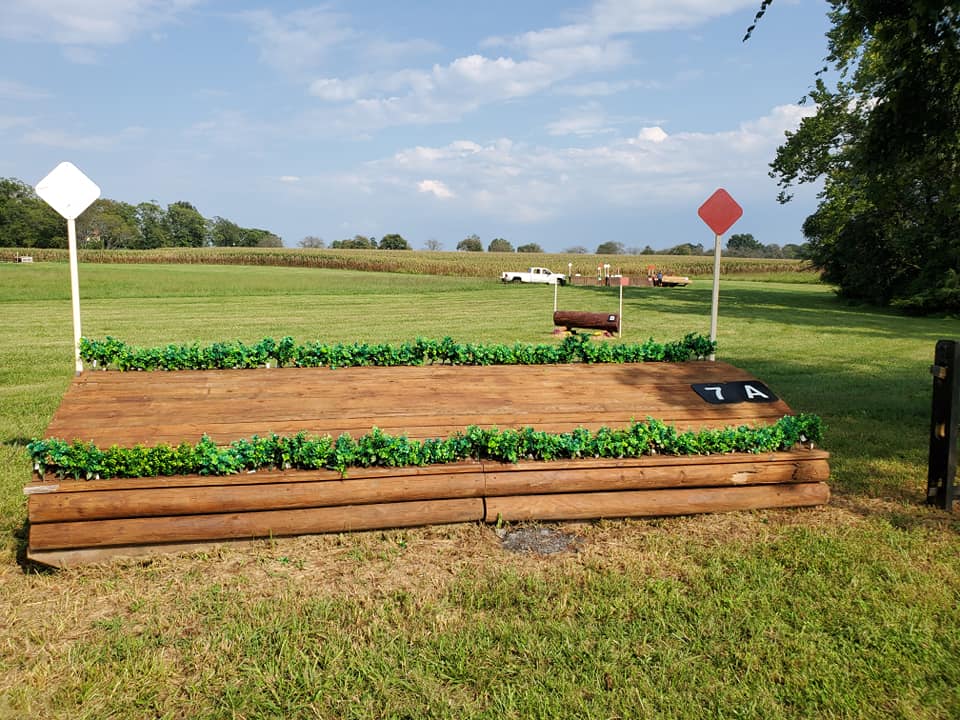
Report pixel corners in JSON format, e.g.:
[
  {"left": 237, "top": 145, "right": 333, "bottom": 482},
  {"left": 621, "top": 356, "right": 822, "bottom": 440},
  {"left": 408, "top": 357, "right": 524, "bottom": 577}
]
[
  {"left": 25, "top": 362, "right": 830, "bottom": 567},
  {"left": 553, "top": 310, "right": 620, "bottom": 334}
]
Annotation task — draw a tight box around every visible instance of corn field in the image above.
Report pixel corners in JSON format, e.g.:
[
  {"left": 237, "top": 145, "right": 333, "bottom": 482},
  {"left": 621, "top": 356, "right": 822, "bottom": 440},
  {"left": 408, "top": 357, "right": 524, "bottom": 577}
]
[{"left": 0, "top": 247, "right": 818, "bottom": 279}]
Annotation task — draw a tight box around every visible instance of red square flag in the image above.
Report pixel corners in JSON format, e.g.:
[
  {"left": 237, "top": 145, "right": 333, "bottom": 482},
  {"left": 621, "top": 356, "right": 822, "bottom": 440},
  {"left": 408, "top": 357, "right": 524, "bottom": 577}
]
[{"left": 698, "top": 188, "right": 743, "bottom": 236}]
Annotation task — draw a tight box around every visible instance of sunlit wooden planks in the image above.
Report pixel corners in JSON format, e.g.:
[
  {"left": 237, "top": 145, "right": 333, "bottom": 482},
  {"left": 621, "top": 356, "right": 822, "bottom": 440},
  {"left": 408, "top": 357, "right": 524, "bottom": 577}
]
[{"left": 45, "top": 363, "right": 794, "bottom": 447}]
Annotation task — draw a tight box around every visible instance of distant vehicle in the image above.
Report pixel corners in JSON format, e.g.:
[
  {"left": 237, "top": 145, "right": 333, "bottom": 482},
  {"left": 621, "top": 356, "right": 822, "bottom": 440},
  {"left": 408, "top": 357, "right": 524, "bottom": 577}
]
[
  {"left": 646, "top": 266, "right": 690, "bottom": 287},
  {"left": 654, "top": 274, "right": 690, "bottom": 287},
  {"left": 500, "top": 267, "right": 566, "bottom": 285}
]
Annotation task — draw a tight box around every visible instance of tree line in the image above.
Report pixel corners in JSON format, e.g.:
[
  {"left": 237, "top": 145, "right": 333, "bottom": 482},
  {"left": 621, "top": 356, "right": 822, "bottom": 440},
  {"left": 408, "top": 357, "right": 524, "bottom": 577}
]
[
  {"left": 306, "top": 231, "right": 802, "bottom": 257},
  {"left": 299, "top": 232, "right": 545, "bottom": 253},
  {"left": 0, "top": 177, "right": 281, "bottom": 249},
  {"left": 561, "top": 235, "right": 806, "bottom": 258}
]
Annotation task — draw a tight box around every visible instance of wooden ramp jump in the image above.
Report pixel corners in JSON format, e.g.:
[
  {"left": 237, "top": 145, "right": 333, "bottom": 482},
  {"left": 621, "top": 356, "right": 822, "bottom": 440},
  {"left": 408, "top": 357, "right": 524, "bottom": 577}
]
[{"left": 26, "top": 362, "right": 829, "bottom": 566}]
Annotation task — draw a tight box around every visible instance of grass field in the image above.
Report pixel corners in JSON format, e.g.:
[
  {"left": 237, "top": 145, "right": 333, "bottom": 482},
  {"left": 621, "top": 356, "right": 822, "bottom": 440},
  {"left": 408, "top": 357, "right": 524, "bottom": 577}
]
[{"left": 1, "top": 261, "right": 959, "bottom": 719}]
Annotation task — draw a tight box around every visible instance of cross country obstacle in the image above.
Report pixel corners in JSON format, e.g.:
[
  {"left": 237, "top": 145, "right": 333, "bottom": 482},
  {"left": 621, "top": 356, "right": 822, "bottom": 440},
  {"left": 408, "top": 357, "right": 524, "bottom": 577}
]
[{"left": 24, "top": 361, "right": 829, "bottom": 567}]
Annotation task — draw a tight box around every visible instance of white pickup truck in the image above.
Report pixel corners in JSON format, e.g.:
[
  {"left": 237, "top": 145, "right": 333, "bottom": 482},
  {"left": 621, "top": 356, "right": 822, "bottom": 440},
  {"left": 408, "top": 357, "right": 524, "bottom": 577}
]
[{"left": 500, "top": 267, "right": 566, "bottom": 285}]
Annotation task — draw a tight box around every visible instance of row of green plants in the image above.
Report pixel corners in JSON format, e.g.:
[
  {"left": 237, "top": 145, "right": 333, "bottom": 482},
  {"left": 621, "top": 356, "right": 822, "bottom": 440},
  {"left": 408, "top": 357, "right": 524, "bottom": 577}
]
[
  {"left": 0, "top": 247, "right": 816, "bottom": 278},
  {"left": 27, "top": 415, "right": 823, "bottom": 480},
  {"left": 79, "top": 333, "right": 717, "bottom": 371}
]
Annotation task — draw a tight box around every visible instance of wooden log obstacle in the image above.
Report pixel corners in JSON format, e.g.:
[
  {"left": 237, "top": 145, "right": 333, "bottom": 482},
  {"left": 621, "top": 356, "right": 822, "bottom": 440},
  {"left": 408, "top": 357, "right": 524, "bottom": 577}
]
[
  {"left": 26, "top": 452, "right": 829, "bottom": 567},
  {"left": 553, "top": 310, "right": 620, "bottom": 334},
  {"left": 25, "top": 362, "right": 830, "bottom": 567}
]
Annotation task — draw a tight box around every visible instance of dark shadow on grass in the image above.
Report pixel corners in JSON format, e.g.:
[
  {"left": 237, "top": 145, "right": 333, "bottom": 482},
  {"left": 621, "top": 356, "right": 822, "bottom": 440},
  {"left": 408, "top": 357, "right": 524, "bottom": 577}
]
[
  {"left": 829, "top": 492, "right": 960, "bottom": 536},
  {"left": 12, "top": 521, "right": 56, "bottom": 574},
  {"left": 3, "top": 437, "right": 34, "bottom": 448},
  {"left": 571, "top": 284, "right": 948, "bottom": 341}
]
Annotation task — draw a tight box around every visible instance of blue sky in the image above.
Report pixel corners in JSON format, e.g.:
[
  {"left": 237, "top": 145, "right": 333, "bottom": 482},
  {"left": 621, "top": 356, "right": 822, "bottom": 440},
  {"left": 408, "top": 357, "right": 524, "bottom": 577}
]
[{"left": 0, "top": 1, "right": 832, "bottom": 252}]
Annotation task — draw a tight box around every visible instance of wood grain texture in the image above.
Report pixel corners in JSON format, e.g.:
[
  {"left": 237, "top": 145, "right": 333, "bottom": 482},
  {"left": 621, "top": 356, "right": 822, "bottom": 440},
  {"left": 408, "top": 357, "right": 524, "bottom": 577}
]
[
  {"left": 29, "top": 498, "right": 485, "bottom": 550},
  {"left": 484, "top": 482, "right": 830, "bottom": 522},
  {"left": 44, "top": 362, "right": 795, "bottom": 447},
  {"left": 27, "top": 453, "right": 830, "bottom": 522},
  {"left": 29, "top": 473, "right": 487, "bottom": 523}
]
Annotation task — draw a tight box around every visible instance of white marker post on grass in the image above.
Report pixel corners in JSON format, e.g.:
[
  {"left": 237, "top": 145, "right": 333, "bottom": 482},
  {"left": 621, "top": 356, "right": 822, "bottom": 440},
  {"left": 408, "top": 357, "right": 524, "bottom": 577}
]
[
  {"left": 35, "top": 162, "right": 101, "bottom": 375},
  {"left": 618, "top": 275, "right": 629, "bottom": 338},
  {"left": 697, "top": 188, "right": 743, "bottom": 361}
]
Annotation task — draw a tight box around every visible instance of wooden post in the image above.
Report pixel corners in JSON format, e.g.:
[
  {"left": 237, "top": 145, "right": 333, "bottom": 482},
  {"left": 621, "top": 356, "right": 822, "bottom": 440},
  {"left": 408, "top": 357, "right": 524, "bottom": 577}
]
[{"left": 927, "top": 339, "right": 960, "bottom": 510}]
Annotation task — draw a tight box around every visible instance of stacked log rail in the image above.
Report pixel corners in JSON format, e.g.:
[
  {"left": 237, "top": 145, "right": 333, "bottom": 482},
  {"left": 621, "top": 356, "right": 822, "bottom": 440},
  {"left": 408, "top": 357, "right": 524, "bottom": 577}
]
[
  {"left": 26, "top": 451, "right": 829, "bottom": 567},
  {"left": 26, "top": 362, "right": 830, "bottom": 566}
]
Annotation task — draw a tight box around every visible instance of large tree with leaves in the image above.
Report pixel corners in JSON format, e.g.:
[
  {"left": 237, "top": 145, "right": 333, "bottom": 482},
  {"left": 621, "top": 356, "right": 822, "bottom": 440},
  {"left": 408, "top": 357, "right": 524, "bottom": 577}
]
[
  {"left": 77, "top": 199, "right": 140, "bottom": 249},
  {"left": 165, "top": 201, "right": 207, "bottom": 247},
  {"left": 751, "top": 1, "right": 960, "bottom": 313},
  {"left": 0, "top": 177, "right": 64, "bottom": 248}
]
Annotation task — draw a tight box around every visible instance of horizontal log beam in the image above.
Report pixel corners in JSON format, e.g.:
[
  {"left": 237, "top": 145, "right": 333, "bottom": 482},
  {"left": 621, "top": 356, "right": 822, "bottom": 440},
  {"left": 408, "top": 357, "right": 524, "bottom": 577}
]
[
  {"left": 484, "top": 458, "right": 829, "bottom": 497},
  {"left": 484, "top": 482, "right": 829, "bottom": 522},
  {"left": 29, "top": 498, "right": 485, "bottom": 551},
  {"left": 26, "top": 450, "right": 829, "bottom": 495},
  {"left": 553, "top": 310, "right": 620, "bottom": 333},
  {"left": 29, "top": 457, "right": 829, "bottom": 523},
  {"left": 30, "top": 472, "right": 486, "bottom": 523}
]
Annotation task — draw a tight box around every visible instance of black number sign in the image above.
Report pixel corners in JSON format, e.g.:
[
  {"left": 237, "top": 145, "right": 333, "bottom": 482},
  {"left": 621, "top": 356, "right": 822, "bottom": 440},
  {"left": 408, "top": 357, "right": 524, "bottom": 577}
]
[{"left": 691, "top": 381, "right": 778, "bottom": 404}]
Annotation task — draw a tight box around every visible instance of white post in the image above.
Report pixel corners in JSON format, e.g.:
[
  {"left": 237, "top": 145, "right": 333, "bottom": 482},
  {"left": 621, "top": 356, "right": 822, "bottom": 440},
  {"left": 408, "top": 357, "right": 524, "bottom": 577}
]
[
  {"left": 709, "top": 232, "right": 721, "bottom": 361},
  {"left": 34, "top": 162, "right": 100, "bottom": 375},
  {"left": 67, "top": 218, "right": 83, "bottom": 374},
  {"left": 619, "top": 281, "right": 623, "bottom": 338},
  {"left": 554, "top": 280, "right": 558, "bottom": 312}
]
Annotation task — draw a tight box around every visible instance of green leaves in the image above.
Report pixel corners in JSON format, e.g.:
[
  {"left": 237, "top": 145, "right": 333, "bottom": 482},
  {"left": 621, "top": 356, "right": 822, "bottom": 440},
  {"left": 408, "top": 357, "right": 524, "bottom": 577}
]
[
  {"left": 765, "top": 0, "right": 960, "bottom": 313},
  {"left": 78, "top": 334, "right": 717, "bottom": 371},
  {"left": 27, "top": 414, "right": 823, "bottom": 480}
]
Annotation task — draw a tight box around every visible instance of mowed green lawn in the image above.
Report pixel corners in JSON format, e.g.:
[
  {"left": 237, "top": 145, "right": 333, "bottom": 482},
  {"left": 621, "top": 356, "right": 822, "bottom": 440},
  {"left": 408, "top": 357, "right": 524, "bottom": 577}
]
[{"left": 1, "top": 262, "right": 959, "bottom": 719}]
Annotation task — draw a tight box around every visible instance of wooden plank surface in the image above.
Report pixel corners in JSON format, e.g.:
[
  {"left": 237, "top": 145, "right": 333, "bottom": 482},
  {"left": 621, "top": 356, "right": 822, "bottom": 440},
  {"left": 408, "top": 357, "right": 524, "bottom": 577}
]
[{"left": 44, "top": 362, "right": 795, "bottom": 447}]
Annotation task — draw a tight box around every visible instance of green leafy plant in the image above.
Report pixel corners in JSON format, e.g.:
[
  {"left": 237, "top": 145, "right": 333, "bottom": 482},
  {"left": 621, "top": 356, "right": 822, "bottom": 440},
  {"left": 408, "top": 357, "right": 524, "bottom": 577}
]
[
  {"left": 27, "top": 414, "right": 823, "bottom": 480},
  {"left": 78, "top": 333, "right": 717, "bottom": 371}
]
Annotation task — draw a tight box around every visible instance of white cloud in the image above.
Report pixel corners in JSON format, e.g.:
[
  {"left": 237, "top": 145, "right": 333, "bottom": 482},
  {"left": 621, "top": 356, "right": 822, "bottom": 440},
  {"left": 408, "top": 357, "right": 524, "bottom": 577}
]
[
  {"left": 309, "top": 77, "right": 368, "bottom": 101},
  {"left": 635, "top": 126, "right": 668, "bottom": 142},
  {"left": 186, "top": 110, "right": 280, "bottom": 148},
  {"left": 546, "top": 103, "right": 615, "bottom": 137},
  {"left": 0, "top": 0, "right": 200, "bottom": 46},
  {"left": 279, "top": 175, "right": 300, "bottom": 183},
  {"left": 417, "top": 179, "right": 454, "bottom": 199},
  {"left": 240, "top": 7, "right": 354, "bottom": 74},
  {"left": 350, "top": 104, "right": 814, "bottom": 223},
  {"left": 0, "top": 115, "right": 32, "bottom": 131},
  {"left": 242, "top": 8, "right": 437, "bottom": 77},
  {"left": 494, "top": 0, "right": 757, "bottom": 54},
  {"left": 0, "top": 79, "right": 50, "bottom": 100},
  {"left": 556, "top": 79, "right": 658, "bottom": 96},
  {"left": 292, "top": 0, "right": 755, "bottom": 133},
  {"left": 305, "top": 44, "right": 630, "bottom": 131},
  {"left": 23, "top": 125, "right": 147, "bottom": 150},
  {"left": 62, "top": 46, "right": 100, "bottom": 64}
]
